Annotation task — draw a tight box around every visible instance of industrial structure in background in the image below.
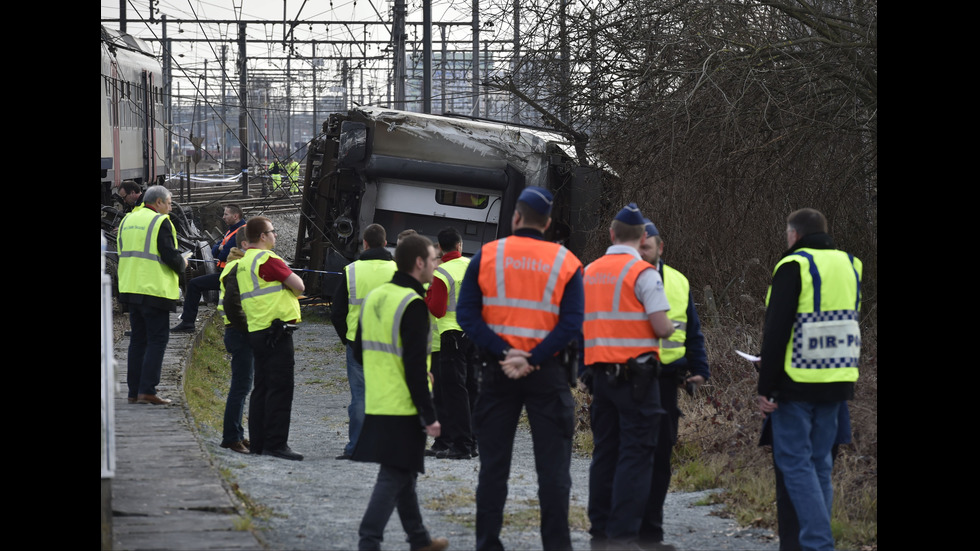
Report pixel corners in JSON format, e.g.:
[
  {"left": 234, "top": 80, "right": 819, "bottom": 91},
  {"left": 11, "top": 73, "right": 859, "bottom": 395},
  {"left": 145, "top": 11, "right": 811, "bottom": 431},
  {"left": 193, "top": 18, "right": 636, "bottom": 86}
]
[{"left": 293, "top": 107, "right": 607, "bottom": 299}]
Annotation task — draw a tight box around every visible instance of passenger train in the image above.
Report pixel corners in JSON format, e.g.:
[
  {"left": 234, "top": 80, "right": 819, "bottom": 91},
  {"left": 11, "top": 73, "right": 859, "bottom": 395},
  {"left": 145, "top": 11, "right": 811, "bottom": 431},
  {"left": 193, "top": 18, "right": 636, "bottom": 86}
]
[{"left": 101, "top": 25, "right": 167, "bottom": 204}]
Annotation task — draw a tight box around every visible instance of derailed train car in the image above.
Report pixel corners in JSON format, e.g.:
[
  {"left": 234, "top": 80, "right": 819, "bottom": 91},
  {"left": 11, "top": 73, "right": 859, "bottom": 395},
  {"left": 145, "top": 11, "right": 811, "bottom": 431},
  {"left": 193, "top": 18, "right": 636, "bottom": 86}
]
[{"left": 294, "top": 107, "right": 606, "bottom": 298}]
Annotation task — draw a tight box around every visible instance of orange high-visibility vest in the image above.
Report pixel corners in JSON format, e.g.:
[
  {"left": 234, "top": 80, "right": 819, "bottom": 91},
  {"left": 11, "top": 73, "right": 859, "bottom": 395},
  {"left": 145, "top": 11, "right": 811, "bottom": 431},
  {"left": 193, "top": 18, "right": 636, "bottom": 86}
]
[
  {"left": 478, "top": 236, "right": 582, "bottom": 352},
  {"left": 216, "top": 225, "right": 244, "bottom": 268},
  {"left": 583, "top": 253, "right": 660, "bottom": 365}
]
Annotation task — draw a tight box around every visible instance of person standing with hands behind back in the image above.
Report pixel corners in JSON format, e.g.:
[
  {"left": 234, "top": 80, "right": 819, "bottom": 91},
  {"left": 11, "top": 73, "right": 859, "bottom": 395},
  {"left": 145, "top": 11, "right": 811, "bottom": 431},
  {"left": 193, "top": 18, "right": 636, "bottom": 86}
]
[{"left": 458, "top": 185, "right": 584, "bottom": 551}]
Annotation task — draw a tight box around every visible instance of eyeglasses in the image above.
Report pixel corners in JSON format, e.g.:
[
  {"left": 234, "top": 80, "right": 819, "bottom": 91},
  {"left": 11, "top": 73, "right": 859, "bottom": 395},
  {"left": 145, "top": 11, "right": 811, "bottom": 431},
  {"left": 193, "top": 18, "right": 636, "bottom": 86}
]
[{"left": 263, "top": 229, "right": 277, "bottom": 235}]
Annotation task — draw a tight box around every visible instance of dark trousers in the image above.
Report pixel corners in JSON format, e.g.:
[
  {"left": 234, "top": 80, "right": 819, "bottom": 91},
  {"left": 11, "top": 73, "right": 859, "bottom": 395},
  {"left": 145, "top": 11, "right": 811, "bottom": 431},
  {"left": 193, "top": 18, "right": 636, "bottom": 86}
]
[
  {"left": 430, "top": 350, "right": 448, "bottom": 450},
  {"left": 222, "top": 326, "right": 255, "bottom": 445},
  {"left": 248, "top": 327, "right": 295, "bottom": 452},
  {"left": 127, "top": 303, "right": 170, "bottom": 398},
  {"left": 358, "top": 464, "right": 432, "bottom": 551},
  {"left": 437, "top": 331, "right": 475, "bottom": 453},
  {"left": 588, "top": 372, "right": 663, "bottom": 542},
  {"left": 179, "top": 272, "right": 220, "bottom": 323},
  {"left": 474, "top": 362, "right": 574, "bottom": 551},
  {"left": 639, "top": 376, "right": 681, "bottom": 543}
]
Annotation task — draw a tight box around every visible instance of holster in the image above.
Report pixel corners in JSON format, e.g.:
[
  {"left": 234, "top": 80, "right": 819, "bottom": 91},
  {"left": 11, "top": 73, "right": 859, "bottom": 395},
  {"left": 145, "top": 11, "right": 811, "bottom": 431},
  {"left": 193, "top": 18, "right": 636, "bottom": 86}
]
[
  {"left": 265, "top": 319, "right": 296, "bottom": 348},
  {"left": 627, "top": 356, "right": 661, "bottom": 402}
]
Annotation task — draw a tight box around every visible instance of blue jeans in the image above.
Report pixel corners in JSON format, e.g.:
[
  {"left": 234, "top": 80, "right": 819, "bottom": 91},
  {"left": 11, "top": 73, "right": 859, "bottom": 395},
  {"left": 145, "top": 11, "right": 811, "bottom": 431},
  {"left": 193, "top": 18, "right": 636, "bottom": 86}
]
[
  {"left": 127, "top": 303, "right": 170, "bottom": 397},
  {"left": 345, "top": 344, "right": 365, "bottom": 456},
  {"left": 771, "top": 400, "right": 840, "bottom": 551},
  {"left": 222, "top": 326, "right": 255, "bottom": 445}
]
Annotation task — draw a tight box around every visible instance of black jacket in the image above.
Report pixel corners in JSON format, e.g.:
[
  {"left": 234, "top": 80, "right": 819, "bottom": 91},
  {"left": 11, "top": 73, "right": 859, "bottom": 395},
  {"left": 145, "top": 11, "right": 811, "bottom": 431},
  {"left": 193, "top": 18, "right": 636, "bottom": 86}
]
[
  {"left": 351, "top": 271, "right": 436, "bottom": 473},
  {"left": 330, "top": 246, "right": 394, "bottom": 343},
  {"left": 758, "top": 232, "right": 855, "bottom": 403}
]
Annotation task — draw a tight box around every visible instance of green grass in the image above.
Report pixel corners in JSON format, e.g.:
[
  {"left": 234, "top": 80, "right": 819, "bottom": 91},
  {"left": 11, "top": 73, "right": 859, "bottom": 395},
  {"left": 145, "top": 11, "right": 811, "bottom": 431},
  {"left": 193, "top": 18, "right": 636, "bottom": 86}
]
[
  {"left": 184, "top": 316, "right": 231, "bottom": 432},
  {"left": 184, "top": 315, "right": 272, "bottom": 523}
]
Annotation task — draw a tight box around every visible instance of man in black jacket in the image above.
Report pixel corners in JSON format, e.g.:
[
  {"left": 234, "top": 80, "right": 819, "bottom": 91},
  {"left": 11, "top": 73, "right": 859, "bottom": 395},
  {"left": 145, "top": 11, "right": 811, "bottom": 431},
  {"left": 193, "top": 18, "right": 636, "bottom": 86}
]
[
  {"left": 352, "top": 234, "right": 448, "bottom": 551},
  {"left": 757, "top": 208, "right": 861, "bottom": 551}
]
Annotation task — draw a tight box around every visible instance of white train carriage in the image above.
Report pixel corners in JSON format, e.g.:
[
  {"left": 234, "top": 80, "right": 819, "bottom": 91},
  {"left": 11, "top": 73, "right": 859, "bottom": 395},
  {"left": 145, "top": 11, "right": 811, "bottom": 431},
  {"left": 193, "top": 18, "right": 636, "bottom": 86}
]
[{"left": 101, "top": 26, "right": 166, "bottom": 194}]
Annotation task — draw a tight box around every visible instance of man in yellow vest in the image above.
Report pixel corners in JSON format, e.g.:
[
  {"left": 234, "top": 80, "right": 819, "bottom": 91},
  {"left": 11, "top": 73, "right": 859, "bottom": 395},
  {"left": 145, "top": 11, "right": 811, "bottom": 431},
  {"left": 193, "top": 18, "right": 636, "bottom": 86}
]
[
  {"left": 238, "top": 216, "right": 305, "bottom": 461},
  {"left": 286, "top": 159, "right": 300, "bottom": 193},
  {"left": 269, "top": 161, "right": 283, "bottom": 191},
  {"left": 424, "top": 227, "right": 476, "bottom": 459},
  {"left": 637, "top": 218, "right": 710, "bottom": 547},
  {"left": 331, "top": 223, "right": 397, "bottom": 460},
  {"left": 582, "top": 203, "right": 674, "bottom": 549},
  {"left": 757, "top": 208, "right": 861, "bottom": 551},
  {"left": 216, "top": 230, "right": 254, "bottom": 454},
  {"left": 117, "top": 185, "right": 187, "bottom": 405},
  {"left": 352, "top": 233, "right": 448, "bottom": 551}
]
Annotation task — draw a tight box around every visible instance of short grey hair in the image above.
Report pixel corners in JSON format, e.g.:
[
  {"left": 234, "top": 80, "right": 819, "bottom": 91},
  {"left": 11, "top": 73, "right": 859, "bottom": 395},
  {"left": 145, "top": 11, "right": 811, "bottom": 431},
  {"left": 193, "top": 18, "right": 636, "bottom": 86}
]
[{"left": 143, "top": 185, "right": 172, "bottom": 206}]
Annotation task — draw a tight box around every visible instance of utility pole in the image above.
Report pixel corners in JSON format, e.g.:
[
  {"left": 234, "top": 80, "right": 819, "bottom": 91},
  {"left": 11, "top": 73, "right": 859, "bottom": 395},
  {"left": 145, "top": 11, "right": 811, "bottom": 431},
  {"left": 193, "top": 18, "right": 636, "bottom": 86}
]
[
  {"left": 238, "top": 23, "right": 249, "bottom": 196},
  {"left": 423, "top": 0, "right": 432, "bottom": 114},
  {"left": 441, "top": 25, "right": 448, "bottom": 114},
  {"left": 221, "top": 44, "right": 227, "bottom": 169},
  {"left": 512, "top": 0, "right": 520, "bottom": 123},
  {"left": 471, "top": 0, "right": 480, "bottom": 117},
  {"left": 393, "top": 0, "right": 407, "bottom": 108},
  {"left": 162, "top": 15, "right": 171, "bottom": 171}
]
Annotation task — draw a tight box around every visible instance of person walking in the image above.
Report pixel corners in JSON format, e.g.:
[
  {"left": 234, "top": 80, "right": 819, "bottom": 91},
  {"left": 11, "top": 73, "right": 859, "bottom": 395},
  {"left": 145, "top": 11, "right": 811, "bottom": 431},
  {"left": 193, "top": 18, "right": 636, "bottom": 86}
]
[{"left": 352, "top": 233, "right": 449, "bottom": 551}]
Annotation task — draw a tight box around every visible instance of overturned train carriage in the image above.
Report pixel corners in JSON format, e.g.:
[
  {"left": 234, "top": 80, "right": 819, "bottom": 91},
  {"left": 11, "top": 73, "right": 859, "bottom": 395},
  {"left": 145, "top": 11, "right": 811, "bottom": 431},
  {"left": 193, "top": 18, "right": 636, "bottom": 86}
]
[{"left": 294, "top": 107, "right": 606, "bottom": 299}]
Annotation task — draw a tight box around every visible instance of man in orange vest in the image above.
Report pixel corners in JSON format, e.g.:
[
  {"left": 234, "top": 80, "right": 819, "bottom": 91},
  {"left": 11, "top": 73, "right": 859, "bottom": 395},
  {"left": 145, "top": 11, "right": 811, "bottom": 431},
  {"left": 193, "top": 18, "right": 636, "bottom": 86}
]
[
  {"left": 173, "top": 205, "right": 246, "bottom": 333},
  {"left": 458, "top": 186, "right": 584, "bottom": 551},
  {"left": 582, "top": 203, "right": 674, "bottom": 549}
]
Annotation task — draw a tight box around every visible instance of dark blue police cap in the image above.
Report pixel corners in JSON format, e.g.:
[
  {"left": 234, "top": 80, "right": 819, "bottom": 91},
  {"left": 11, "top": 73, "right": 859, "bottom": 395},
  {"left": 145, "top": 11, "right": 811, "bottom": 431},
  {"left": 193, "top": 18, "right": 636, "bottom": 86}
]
[
  {"left": 518, "top": 186, "right": 554, "bottom": 216},
  {"left": 643, "top": 218, "right": 660, "bottom": 238},
  {"left": 614, "top": 203, "right": 645, "bottom": 226}
]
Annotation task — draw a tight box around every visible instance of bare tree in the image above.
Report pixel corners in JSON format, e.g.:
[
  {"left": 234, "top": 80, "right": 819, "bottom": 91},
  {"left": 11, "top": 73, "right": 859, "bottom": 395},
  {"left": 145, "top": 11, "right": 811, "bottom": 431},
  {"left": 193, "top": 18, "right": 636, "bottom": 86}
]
[{"left": 483, "top": 0, "right": 877, "bottom": 317}]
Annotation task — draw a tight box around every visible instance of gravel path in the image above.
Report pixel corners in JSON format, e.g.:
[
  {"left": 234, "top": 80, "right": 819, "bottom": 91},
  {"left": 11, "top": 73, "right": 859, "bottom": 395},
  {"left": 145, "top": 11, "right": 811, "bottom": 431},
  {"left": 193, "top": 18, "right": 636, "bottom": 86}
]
[{"left": 196, "top": 313, "right": 779, "bottom": 551}]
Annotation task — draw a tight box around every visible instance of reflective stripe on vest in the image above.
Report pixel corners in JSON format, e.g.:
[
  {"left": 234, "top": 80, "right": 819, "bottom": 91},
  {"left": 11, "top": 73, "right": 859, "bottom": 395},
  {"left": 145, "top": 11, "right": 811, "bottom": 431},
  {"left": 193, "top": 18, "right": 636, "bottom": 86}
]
[
  {"left": 477, "top": 236, "right": 582, "bottom": 352},
  {"left": 433, "top": 256, "right": 470, "bottom": 335},
  {"left": 237, "top": 249, "right": 301, "bottom": 332},
  {"left": 658, "top": 264, "right": 690, "bottom": 365},
  {"left": 345, "top": 258, "right": 397, "bottom": 341},
  {"left": 117, "top": 205, "right": 180, "bottom": 300},
  {"left": 583, "top": 253, "right": 659, "bottom": 364},
  {"left": 767, "top": 248, "right": 862, "bottom": 383},
  {"left": 216, "top": 225, "right": 244, "bottom": 268},
  {"left": 360, "top": 283, "right": 431, "bottom": 416}
]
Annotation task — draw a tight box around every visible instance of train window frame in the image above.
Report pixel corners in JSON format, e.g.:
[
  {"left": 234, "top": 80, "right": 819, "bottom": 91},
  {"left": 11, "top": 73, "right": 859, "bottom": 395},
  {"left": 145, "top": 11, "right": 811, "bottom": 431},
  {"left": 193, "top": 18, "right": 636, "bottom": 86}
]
[{"left": 434, "top": 189, "right": 490, "bottom": 210}]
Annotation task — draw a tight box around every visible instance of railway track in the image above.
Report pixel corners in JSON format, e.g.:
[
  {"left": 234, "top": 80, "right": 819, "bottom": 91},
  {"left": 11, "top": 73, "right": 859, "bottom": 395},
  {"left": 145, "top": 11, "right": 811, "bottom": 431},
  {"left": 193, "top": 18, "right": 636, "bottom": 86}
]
[{"left": 167, "top": 176, "right": 303, "bottom": 217}]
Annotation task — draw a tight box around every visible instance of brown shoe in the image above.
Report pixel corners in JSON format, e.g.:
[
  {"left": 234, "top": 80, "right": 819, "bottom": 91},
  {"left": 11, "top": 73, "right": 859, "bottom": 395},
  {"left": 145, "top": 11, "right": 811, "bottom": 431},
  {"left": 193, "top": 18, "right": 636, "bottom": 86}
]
[
  {"left": 220, "top": 441, "right": 250, "bottom": 454},
  {"left": 414, "top": 537, "right": 449, "bottom": 551},
  {"left": 137, "top": 394, "right": 172, "bottom": 405},
  {"left": 127, "top": 397, "right": 138, "bottom": 404}
]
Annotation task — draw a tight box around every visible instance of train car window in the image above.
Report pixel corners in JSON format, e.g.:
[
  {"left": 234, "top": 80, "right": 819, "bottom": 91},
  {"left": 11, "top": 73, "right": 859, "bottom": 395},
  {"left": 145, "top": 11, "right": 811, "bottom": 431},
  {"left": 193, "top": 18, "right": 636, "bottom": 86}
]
[{"left": 435, "top": 190, "right": 489, "bottom": 210}]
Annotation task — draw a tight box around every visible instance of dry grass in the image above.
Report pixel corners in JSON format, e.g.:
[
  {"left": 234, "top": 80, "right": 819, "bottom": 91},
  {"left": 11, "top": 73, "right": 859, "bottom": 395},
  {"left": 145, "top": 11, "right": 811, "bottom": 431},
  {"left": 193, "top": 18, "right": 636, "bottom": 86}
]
[
  {"left": 568, "top": 289, "right": 877, "bottom": 550},
  {"left": 670, "top": 318, "right": 877, "bottom": 550}
]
